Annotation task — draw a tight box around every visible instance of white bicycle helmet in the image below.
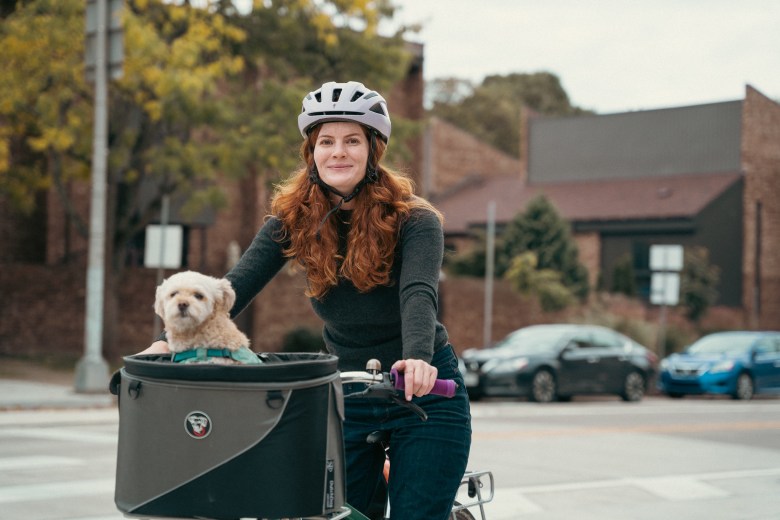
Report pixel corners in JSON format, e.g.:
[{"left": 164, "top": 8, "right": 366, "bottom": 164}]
[{"left": 298, "top": 81, "right": 392, "bottom": 142}]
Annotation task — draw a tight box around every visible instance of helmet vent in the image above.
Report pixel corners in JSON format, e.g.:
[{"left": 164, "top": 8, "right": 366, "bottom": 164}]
[
  {"left": 364, "top": 92, "right": 378, "bottom": 100},
  {"left": 351, "top": 91, "right": 364, "bottom": 102},
  {"left": 332, "top": 88, "right": 342, "bottom": 102},
  {"left": 314, "top": 92, "right": 322, "bottom": 102},
  {"left": 369, "top": 102, "right": 387, "bottom": 116},
  {"left": 309, "top": 111, "right": 363, "bottom": 116}
]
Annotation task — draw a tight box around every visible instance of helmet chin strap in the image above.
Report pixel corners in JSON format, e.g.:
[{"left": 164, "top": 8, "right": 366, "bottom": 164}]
[{"left": 312, "top": 131, "right": 380, "bottom": 240}]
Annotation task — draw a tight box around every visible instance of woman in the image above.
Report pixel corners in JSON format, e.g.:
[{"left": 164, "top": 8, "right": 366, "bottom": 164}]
[{"left": 146, "top": 81, "right": 471, "bottom": 519}]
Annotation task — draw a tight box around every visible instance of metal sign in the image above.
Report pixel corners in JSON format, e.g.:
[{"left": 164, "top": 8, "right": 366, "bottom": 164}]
[
  {"left": 85, "top": 0, "right": 124, "bottom": 82},
  {"left": 650, "top": 272, "right": 680, "bottom": 306},
  {"left": 144, "top": 225, "right": 183, "bottom": 269},
  {"left": 649, "top": 244, "right": 683, "bottom": 272}
]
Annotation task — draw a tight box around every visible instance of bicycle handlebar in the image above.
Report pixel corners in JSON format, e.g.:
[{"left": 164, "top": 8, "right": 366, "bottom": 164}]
[
  {"left": 339, "top": 360, "right": 457, "bottom": 398},
  {"left": 389, "top": 367, "right": 457, "bottom": 398}
]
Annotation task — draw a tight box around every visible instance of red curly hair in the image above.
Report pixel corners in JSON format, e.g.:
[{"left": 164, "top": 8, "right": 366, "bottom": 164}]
[{"left": 271, "top": 125, "right": 442, "bottom": 300}]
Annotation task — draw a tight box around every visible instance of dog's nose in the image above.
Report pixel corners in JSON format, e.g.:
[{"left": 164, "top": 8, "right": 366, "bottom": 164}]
[{"left": 178, "top": 302, "right": 189, "bottom": 311}]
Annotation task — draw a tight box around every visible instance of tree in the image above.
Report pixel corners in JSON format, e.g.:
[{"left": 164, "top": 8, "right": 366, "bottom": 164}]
[
  {"left": 427, "top": 72, "right": 591, "bottom": 157},
  {"left": 0, "top": 0, "right": 415, "bottom": 352},
  {"left": 499, "top": 195, "right": 589, "bottom": 299},
  {"left": 504, "top": 251, "right": 575, "bottom": 312},
  {"left": 680, "top": 246, "right": 720, "bottom": 322},
  {"left": 0, "top": 0, "right": 92, "bottom": 217}
]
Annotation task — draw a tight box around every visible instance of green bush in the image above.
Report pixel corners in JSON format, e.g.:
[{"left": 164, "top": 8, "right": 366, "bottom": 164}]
[
  {"left": 611, "top": 253, "right": 638, "bottom": 297},
  {"left": 504, "top": 252, "right": 576, "bottom": 312},
  {"left": 446, "top": 244, "right": 487, "bottom": 277},
  {"left": 680, "top": 247, "right": 720, "bottom": 322}
]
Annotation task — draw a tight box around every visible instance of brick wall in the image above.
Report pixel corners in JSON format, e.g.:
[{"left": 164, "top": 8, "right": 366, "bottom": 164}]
[
  {"left": 45, "top": 181, "right": 91, "bottom": 265},
  {"left": 0, "top": 193, "right": 46, "bottom": 263},
  {"left": 741, "top": 86, "right": 780, "bottom": 329},
  {"left": 574, "top": 231, "right": 601, "bottom": 290},
  {"left": 426, "top": 117, "right": 524, "bottom": 197},
  {"left": 0, "top": 263, "right": 550, "bottom": 361},
  {"left": 0, "top": 264, "right": 159, "bottom": 360}
]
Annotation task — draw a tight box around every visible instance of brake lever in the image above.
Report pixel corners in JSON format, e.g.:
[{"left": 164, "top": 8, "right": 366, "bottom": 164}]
[
  {"left": 343, "top": 383, "right": 429, "bottom": 421},
  {"left": 390, "top": 393, "right": 428, "bottom": 421},
  {"left": 343, "top": 383, "right": 397, "bottom": 400}
]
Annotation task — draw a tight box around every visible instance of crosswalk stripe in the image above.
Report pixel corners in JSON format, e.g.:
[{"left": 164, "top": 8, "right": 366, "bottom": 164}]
[
  {"left": 0, "top": 427, "right": 116, "bottom": 444},
  {"left": 0, "top": 455, "right": 83, "bottom": 471},
  {"left": 0, "top": 479, "right": 114, "bottom": 504}
]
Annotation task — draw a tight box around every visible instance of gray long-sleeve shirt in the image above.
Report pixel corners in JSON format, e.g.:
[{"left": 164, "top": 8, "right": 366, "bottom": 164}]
[{"left": 225, "top": 208, "right": 449, "bottom": 372}]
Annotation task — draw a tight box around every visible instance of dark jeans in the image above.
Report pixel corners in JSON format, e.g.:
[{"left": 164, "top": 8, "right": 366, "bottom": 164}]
[{"left": 343, "top": 345, "right": 472, "bottom": 520}]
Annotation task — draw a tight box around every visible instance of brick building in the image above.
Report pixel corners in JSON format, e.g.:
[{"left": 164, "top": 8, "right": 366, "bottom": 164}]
[{"left": 435, "top": 85, "right": 780, "bottom": 330}]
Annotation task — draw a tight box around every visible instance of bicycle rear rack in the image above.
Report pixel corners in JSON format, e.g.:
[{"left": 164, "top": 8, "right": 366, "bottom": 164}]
[{"left": 452, "top": 469, "right": 495, "bottom": 520}]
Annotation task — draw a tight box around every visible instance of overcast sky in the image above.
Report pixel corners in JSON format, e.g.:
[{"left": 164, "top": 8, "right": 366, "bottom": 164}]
[{"left": 387, "top": 0, "right": 780, "bottom": 114}]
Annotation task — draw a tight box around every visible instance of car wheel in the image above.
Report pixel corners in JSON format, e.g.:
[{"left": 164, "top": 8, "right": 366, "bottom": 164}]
[
  {"left": 530, "top": 369, "right": 557, "bottom": 403},
  {"left": 732, "top": 372, "right": 754, "bottom": 400},
  {"left": 620, "top": 371, "right": 645, "bottom": 402}
]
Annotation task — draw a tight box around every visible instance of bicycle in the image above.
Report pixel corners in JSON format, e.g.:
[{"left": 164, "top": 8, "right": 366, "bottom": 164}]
[
  {"left": 332, "top": 360, "right": 495, "bottom": 520},
  {"left": 111, "top": 354, "right": 493, "bottom": 520}
]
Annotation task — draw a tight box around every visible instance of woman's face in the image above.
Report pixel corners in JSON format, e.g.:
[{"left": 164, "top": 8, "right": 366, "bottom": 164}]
[{"left": 313, "top": 122, "right": 369, "bottom": 206}]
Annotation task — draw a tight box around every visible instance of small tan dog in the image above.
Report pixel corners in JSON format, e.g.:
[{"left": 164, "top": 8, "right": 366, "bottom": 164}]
[{"left": 154, "top": 271, "right": 260, "bottom": 365}]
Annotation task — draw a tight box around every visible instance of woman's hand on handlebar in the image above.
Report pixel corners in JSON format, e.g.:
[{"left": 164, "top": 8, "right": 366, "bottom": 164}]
[
  {"left": 391, "top": 358, "right": 438, "bottom": 401},
  {"left": 139, "top": 340, "right": 170, "bottom": 355}
]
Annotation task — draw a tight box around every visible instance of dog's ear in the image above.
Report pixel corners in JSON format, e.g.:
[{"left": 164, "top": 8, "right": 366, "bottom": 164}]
[
  {"left": 154, "top": 281, "right": 167, "bottom": 318},
  {"left": 216, "top": 278, "right": 236, "bottom": 313}
]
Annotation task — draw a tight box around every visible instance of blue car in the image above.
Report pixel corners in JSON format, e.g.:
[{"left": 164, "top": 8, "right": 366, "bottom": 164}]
[{"left": 658, "top": 331, "right": 780, "bottom": 400}]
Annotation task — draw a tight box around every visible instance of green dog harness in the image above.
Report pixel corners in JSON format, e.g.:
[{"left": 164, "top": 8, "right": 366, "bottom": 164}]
[{"left": 171, "top": 346, "right": 262, "bottom": 364}]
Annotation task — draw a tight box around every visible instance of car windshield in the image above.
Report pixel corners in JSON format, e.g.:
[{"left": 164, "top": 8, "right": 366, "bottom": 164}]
[
  {"left": 493, "top": 327, "right": 566, "bottom": 355},
  {"left": 687, "top": 334, "right": 759, "bottom": 355}
]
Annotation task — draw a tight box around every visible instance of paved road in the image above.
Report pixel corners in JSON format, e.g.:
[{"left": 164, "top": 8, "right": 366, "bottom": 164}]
[
  {"left": 469, "top": 396, "right": 780, "bottom": 520},
  {"left": 1, "top": 396, "right": 779, "bottom": 519}
]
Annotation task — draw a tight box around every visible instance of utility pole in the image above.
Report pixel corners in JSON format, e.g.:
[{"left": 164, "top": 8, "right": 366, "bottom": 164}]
[
  {"left": 483, "top": 201, "right": 496, "bottom": 348},
  {"left": 76, "top": 0, "right": 122, "bottom": 392}
]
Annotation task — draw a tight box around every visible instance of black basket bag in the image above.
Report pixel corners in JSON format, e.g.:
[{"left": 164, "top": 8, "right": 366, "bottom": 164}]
[{"left": 110, "top": 352, "right": 345, "bottom": 520}]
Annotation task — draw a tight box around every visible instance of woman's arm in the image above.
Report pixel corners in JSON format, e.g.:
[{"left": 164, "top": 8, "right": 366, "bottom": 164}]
[{"left": 394, "top": 209, "right": 445, "bottom": 397}]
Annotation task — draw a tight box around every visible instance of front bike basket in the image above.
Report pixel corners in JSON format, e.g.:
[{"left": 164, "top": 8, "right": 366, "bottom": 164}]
[{"left": 112, "top": 352, "right": 345, "bottom": 520}]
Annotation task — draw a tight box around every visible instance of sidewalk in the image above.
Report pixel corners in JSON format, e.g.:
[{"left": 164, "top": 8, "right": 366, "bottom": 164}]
[{"left": 0, "top": 358, "right": 116, "bottom": 411}]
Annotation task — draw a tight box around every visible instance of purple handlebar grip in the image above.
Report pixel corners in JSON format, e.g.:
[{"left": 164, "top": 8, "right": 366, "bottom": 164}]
[{"left": 390, "top": 368, "right": 457, "bottom": 398}]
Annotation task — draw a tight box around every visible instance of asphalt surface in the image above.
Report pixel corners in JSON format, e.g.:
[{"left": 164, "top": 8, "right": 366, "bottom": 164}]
[{"left": 0, "top": 364, "right": 115, "bottom": 411}]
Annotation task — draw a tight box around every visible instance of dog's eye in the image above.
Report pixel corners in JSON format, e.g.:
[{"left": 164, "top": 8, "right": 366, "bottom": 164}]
[
  {"left": 169, "top": 291, "right": 178, "bottom": 298},
  {"left": 194, "top": 292, "right": 205, "bottom": 300}
]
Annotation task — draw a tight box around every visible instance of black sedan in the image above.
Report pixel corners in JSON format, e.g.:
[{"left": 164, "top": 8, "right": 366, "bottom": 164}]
[{"left": 460, "top": 324, "right": 658, "bottom": 403}]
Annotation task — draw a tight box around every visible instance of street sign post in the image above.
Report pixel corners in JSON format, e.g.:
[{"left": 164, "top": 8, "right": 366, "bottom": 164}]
[{"left": 649, "top": 244, "right": 684, "bottom": 357}]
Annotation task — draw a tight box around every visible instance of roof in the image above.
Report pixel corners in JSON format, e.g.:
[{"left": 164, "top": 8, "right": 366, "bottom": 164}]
[
  {"left": 434, "top": 172, "right": 742, "bottom": 235},
  {"left": 528, "top": 100, "right": 743, "bottom": 183}
]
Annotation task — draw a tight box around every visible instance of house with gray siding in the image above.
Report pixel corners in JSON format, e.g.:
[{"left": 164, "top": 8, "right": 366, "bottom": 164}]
[{"left": 434, "top": 86, "right": 779, "bottom": 329}]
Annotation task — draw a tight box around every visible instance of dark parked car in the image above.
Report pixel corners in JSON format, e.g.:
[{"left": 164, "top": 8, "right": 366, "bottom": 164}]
[
  {"left": 460, "top": 324, "right": 658, "bottom": 403},
  {"left": 657, "top": 331, "right": 780, "bottom": 400}
]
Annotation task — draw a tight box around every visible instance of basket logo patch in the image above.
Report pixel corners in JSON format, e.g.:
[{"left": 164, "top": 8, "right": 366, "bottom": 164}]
[{"left": 185, "top": 411, "right": 212, "bottom": 439}]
